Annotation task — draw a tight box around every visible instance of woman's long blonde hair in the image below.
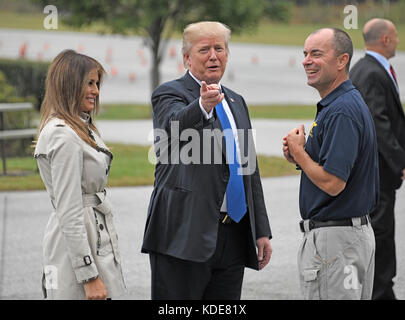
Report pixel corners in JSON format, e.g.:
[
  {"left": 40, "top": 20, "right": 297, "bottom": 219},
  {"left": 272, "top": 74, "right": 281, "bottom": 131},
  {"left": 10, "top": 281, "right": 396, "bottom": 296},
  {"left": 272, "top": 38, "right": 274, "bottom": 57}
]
[{"left": 38, "top": 49, "right": 105, "bottom": 148}]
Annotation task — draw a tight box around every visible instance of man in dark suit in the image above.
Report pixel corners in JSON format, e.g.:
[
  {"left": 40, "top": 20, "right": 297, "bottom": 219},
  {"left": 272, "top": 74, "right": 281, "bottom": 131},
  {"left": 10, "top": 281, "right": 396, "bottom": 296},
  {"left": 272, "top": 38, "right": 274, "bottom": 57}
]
[
  {"left": 142, "top": 21, "right": 272, "bottom": 300},
  {"left": 350, "top": 18, "right": 405, "bottom": 300}
]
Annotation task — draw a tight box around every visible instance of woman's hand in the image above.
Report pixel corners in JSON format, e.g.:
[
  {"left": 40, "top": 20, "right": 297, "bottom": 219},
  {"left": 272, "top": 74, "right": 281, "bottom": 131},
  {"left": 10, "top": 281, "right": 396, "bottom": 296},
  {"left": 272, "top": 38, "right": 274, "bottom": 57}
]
[{"left": 84, "top": 277, "right": 107, "bottom": 300}]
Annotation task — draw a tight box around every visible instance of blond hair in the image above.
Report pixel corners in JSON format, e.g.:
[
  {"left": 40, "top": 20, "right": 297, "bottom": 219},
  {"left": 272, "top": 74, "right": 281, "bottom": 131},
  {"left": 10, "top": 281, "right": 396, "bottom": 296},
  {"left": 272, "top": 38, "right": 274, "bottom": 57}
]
[
  {"left": 38, "top": 49, "right": 105, "bottom": 149},
  {"left": 182, "top": 21, "right": 231, "bottom": 64}
]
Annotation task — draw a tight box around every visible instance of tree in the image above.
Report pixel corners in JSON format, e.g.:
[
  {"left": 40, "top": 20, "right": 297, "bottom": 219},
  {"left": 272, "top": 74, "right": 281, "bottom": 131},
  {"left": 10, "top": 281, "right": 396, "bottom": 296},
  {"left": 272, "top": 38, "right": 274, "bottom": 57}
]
[
  {"left": 263, "top": 0, "right": 293, "bottom": 23},
  {"left": 36, "top": 0, "right": 265, "bottom": 91}
]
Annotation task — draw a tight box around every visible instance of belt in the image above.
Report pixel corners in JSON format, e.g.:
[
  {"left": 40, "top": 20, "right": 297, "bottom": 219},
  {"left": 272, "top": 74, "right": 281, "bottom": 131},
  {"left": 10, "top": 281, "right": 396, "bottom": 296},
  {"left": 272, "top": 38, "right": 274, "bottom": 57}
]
[
  {"left": 299, "top": 215, "right": 369, "bottom": 233},
  {"left": 219, "top": 212, "right": 235, "bottom": 224},
  {"left": 82, "top": 190, "right": 121, "bottom": 264}
]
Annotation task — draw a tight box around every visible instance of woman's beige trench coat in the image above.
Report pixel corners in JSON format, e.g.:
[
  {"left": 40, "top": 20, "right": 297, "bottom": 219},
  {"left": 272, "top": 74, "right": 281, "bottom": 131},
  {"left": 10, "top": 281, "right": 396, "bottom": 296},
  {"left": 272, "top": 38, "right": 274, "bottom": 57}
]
[{"left": 34, "top": 114, "right": 126, "bottom": 299}]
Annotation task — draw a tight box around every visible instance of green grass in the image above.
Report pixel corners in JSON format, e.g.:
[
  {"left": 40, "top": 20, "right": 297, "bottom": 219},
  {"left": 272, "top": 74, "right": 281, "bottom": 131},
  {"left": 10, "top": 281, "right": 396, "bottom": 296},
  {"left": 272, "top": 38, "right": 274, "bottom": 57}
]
[
  {"left": 2, "top": 10, "right": 405, "bottom": 51},
  {"left": 248, "top": 105, "right": 316, "bottom": 119},
  {"left": 231, "top": 23, "right": 361, "bottom": 50},
  {"left": 106, "top": 143, "right": 156, "bottom": 187},
  {"left": 231, "top": 20, "right": 405, "bottom": 51},
  {"left": 0, "top": 11, "right": 113, "bottom": 33},
  {"left": 98, "top": 103, "right": 316, "bottom": 120},
  {"left": 0, "top": 11, "right": 47, "bottom": 30},
  {"left": 257, "top": 155, "right": 299, "bottom": 178},
  {"left": 98, "top": 104, "right": 152, "bottom": 120},
  {"left": 0, "top": 143, "right": 298, "bottom": 191}
]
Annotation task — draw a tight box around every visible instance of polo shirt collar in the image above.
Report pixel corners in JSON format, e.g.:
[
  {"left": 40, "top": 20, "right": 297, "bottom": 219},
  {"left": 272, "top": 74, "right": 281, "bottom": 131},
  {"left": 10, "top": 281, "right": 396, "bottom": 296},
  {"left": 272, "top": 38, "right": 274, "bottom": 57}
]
[{"left": 316, "top": 79, "right": 354, "bottom": 112}]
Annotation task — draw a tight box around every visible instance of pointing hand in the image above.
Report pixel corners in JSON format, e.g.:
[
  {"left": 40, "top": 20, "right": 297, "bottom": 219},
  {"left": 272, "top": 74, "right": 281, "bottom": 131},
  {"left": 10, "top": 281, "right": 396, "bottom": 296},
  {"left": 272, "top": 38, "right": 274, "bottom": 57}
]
[{"left": 200, "top": 81, "right": 224, "bottom": 113}]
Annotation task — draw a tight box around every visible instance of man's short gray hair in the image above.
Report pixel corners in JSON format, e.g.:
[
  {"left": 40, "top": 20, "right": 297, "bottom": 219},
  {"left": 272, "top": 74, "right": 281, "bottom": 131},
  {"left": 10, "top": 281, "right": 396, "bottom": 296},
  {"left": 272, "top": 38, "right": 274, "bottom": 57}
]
[
  {"left": 310, "top": 28, "right": 353, "bottom": 73},
  {"left": 331, "top": 28, "right": 353, "bottom": 73}
]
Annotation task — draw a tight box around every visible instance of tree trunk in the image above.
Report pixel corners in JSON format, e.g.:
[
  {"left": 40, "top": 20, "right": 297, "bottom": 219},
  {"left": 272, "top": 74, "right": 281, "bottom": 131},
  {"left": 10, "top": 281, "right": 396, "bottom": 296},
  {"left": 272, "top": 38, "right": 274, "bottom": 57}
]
[
  {"left": 151, "top": 45, "right": 160, "bottom": 91},
  {"left": 148, "top": 17, "right": 165, "bottom": 92}
]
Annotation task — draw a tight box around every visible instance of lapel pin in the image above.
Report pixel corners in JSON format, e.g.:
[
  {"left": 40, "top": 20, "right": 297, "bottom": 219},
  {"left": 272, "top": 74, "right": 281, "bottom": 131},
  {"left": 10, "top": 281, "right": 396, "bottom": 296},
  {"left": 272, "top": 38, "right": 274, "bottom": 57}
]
[{"left": 230, "top": 98, "right": 235, "bottom": 102}]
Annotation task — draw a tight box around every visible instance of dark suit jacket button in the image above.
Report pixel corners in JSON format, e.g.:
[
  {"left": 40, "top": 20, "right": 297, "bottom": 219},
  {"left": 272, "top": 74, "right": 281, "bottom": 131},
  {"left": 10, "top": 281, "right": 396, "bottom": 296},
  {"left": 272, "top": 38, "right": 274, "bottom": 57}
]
[{"left": 99, "top": 224, "right": 104, "bottom": 230}]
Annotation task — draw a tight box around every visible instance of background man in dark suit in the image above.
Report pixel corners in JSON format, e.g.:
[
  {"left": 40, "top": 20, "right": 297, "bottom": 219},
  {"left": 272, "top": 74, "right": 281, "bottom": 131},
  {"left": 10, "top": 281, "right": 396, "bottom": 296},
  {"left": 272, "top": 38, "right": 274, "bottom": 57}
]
[
  {"left": 350, "top": 18, "right": 405, "bottom": 300},
  {"left": 142, "top": 21, "right": 272, "bottom": 300}
]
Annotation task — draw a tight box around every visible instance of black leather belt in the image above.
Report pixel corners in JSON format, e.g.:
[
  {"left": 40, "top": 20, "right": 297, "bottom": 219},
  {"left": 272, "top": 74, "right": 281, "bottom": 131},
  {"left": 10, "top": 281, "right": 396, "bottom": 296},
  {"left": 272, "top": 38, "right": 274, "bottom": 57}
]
[
  {"left": 299, "top": 215, "right": 369, "bottom": 233},
  {"left": 219, "top": 212, "right": 234, "bottom": 224}
]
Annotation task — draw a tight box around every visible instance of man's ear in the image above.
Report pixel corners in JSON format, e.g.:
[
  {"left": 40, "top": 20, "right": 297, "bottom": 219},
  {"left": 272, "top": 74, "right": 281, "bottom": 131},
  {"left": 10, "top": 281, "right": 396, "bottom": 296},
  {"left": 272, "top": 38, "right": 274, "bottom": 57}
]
[
  {"left": 381, "top": 33, "right": 390, "bottom": 46},
  {"left": 337, "top": 53, "right": 349, "bottom": 71},
  {"left": 184, "top": 54, "right": 190, "bottom": 69}
]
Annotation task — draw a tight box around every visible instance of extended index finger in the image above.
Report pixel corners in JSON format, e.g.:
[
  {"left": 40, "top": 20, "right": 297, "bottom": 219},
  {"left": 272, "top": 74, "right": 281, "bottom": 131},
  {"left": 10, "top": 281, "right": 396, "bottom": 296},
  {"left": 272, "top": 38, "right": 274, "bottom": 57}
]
[
  {"left": 299, "top": 124, "right": 306, "bottom": 135},
  {"left": 201, "top": 81, "right": 208, "bottom": 92}
]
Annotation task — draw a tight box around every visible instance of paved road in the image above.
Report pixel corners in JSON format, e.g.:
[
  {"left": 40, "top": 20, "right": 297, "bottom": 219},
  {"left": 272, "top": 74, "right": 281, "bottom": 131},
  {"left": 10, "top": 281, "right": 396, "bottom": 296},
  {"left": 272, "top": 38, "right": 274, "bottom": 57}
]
[
  {"left": 96, "top": 119, "right": 315, "bottom": 158},
  {"left": 0, "top": 175, "right": 404, "bottom": 300},
  {"left": 1, "top": 119, "right": 405, "bottom": 300},
  {"left": 1, "top": 28, "right": 405, "bottom": 105}
]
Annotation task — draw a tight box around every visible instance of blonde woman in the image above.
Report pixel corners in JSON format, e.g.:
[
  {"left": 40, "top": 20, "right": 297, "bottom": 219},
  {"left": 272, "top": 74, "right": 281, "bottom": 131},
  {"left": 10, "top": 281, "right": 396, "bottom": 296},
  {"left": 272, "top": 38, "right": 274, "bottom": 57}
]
[{"left": 34, "top": 50, "right": 125, "bottom": 299}]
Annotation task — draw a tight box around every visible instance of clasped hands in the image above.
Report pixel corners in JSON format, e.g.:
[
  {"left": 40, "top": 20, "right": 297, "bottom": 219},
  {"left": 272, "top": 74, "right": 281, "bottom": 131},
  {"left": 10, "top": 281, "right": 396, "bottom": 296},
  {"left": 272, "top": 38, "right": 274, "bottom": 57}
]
[
  {"left": 283, "top": 124, "right": 306, "bottom": 164},
  {"left": 200, "top": 81, "right": 224, "bottom": 113}
]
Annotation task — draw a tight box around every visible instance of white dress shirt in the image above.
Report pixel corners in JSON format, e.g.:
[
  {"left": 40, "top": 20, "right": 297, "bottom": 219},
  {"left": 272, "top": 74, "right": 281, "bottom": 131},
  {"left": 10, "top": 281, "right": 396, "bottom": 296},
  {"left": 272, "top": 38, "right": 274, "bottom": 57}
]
[{"left": 188, "top": 70, "right": 243, "bottom": 212}]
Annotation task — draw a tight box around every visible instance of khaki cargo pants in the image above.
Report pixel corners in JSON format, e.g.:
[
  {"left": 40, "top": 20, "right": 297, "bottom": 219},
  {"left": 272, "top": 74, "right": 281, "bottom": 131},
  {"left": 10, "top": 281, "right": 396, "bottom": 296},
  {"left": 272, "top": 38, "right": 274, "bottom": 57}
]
[{"left": 298, "top": 217, "right": 375, "bottom": 300}]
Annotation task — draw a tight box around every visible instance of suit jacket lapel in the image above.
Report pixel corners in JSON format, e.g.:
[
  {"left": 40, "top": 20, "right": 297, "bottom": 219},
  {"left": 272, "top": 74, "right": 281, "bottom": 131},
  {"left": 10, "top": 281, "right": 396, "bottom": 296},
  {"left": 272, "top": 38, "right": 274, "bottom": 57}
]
[
  {"left": 183, "top": 71, "right": 201, "bottom": 100},
  {"left": 366, "top": 54, "right": 402, "bottom": 107},
  {"left": 222, "top": 87, "right": 253, "bottom": 185},
  {"left": 222, "top": 87, "right": 251, "bottom": 163},
  {"left": 223, "top": 86, "right": 249, "bottom": 130}
]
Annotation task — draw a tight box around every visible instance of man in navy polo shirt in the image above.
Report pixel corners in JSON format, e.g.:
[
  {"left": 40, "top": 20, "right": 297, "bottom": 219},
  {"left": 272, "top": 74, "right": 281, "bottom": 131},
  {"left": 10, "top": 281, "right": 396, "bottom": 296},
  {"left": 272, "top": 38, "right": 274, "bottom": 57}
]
[{"left": 283, "top": 28, "right": 379, "bottom": 299}]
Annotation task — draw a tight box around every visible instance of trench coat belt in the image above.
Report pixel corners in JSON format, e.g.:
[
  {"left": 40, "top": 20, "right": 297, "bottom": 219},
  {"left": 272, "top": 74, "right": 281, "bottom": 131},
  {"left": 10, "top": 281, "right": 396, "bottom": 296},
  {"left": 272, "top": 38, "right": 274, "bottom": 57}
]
[{"left": 82, "top": 190, "right": 121, "bottom": 264}]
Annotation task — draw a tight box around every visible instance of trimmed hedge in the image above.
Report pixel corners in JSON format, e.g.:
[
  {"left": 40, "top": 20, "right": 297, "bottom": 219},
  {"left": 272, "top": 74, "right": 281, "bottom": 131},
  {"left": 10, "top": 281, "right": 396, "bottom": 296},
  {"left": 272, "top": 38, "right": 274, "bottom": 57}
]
[{"left": 0, "top": 58, "right": 49, "bottom": 110}]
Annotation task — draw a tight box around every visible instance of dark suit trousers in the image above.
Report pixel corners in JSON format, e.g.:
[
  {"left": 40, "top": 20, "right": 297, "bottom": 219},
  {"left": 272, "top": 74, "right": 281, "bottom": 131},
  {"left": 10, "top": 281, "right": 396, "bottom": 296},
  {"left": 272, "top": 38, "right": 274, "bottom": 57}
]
[
  {"left": 370, "top": 187, "right": 397, "bottom": 300},
  {"left": 149, "top": 216, "right": 249, "bottom": 300}
]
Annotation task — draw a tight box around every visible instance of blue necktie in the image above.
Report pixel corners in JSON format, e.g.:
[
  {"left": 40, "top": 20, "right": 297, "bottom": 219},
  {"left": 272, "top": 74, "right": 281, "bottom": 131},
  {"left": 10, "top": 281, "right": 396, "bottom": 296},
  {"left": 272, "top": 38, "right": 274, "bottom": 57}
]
[{"left": 215, "top": 101, "right": 247, "bottom": 223}]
